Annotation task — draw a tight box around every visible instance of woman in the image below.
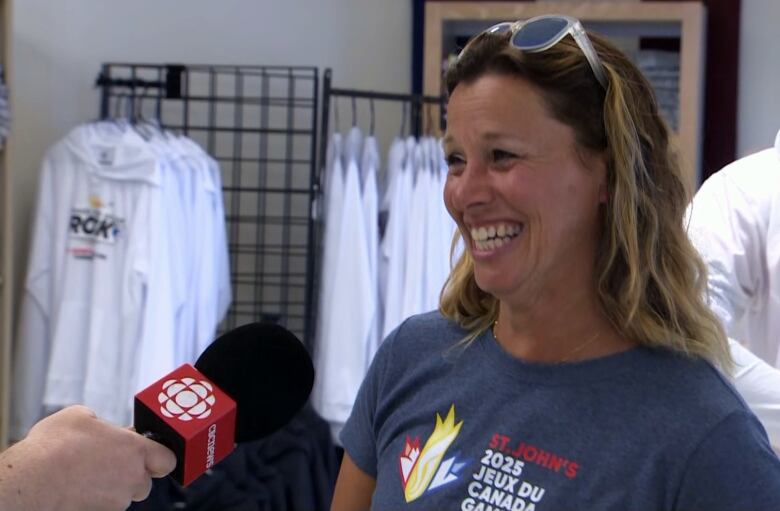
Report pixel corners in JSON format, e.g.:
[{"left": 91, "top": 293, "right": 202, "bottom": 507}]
[{"left": 332, "top": 16, "right": 780, "bottom": 510}]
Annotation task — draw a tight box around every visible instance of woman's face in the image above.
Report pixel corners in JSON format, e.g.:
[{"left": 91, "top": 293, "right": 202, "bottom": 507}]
[{"left": 443, "top": 73, "right": 607, "bottom": 304}]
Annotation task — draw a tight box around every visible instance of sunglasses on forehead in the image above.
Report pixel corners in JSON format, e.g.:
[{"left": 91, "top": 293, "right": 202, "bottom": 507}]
[{"left": 458, "top": 15, "right": 609, "bottom": 90}]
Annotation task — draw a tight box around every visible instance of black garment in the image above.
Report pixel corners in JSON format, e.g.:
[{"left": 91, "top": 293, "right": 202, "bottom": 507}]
[{"left": 129, "top": 404, "right": 338, "bottom": 511}]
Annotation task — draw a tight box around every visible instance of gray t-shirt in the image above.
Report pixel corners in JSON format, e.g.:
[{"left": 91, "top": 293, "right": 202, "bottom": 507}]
[{"left": 341, "top": 312, "right": 780, "bottom": 510}]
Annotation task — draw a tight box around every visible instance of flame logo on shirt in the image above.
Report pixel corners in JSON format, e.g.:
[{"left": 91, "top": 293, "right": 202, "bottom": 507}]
[{"left": 399, "top": 404, "right": 466, "bottom": 502}]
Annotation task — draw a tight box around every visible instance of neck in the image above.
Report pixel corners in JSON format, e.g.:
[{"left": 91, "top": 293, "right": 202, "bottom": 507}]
[{"left": 494, "top": 282, "right": 632, "bottom": 363}]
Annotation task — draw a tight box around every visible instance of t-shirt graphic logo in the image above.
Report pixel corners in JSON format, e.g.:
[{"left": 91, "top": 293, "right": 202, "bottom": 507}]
[
  {"left": 94, "top": 146, "right": 115, "bottom": 166},
  {"left": 69, "top": 208, "right": 124, "bottom": 244},
  {"left": 158, "top": 378, "right": 216, "bottom": 421},
  {"left": 400, "top": 404, "right": 466, "bottom": 502}
]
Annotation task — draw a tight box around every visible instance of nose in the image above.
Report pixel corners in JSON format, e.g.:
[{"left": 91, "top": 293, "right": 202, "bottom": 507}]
[{"left": 445, "top": 160, "right": 494, "bottom": 213}]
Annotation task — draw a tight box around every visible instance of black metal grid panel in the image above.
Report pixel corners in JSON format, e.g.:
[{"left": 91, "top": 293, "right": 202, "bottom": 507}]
[{"left": 96, "top": 63, "right": 319, "bottom": 348}]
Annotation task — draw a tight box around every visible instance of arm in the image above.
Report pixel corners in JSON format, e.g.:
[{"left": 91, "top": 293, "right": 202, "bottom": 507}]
[
  {"left": 0, "top": 406, "right": 176, "bottom": 511},
  {"left": 730, "top": 339, "right": 780, "bottom": 450},
  {"left": 687, "top": 171, "right": 764, "bottom": 333},
  {"left": 331, "top": 453, "right": 376, "bottom": 511},
  {"left": 330, "top": 316, "right": 401, "bottom": 511}
]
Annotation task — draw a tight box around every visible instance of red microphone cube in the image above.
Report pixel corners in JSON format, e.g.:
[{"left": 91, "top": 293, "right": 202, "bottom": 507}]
[{"left": 134, "top": 363, "right": 237, "bottom": 486}]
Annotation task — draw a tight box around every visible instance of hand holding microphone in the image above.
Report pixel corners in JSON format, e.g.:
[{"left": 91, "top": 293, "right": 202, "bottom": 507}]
[
  {"left": 134, "top": 322, "right": 315, "bottom": 486},
  {"left": 0, "top": 405, "right": 176, "bottom": 511},
  {"left": 0, "top": 322, "right": 313, "bottom": 511}
]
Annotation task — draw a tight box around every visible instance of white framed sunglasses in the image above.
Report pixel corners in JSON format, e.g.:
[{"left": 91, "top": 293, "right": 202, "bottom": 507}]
[{"left": 459, "top": 14, "right": 609, "bottom": 90}]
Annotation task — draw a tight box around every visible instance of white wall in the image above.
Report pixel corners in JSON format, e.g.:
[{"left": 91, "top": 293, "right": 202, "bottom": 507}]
[
  {"left": 6, "top": 0, "right": 411, "bottom": 313},
  {"left": 737, "top": 0, "right": 780, "bottom": 156},
  {"left": 6, "top": 0, "right": 780, "bottom": 329}
]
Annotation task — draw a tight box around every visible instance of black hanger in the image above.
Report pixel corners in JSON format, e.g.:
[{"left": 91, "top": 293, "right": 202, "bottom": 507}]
[
  {"left": 424, "top": 102, "right": 434, "bottom": 137},
  {"left": 369, "top": 98, "right": 375, "bottom": 136},
  {"left": 400, "top": 102, "right": 408, "bottom": 138},
  {"left": 113, "top": 93, "right": 125, "bottom": 120},
  {"left": 333, "top": 97, "right": 341, "bottom": 134},
  {"left": 131, "top": 87, "right": 153, "bottom": 141}
]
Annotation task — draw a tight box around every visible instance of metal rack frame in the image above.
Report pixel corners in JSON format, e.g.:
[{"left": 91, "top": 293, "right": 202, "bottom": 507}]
[
  {"left": 96, "top": 63, "right": 320, "bottom": 347},
  {"left": 319, "top": 68, "right": 445, "bottom": 182}
]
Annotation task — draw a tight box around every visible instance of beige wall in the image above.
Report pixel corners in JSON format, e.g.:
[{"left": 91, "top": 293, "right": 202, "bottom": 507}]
[
  {"left": 6, "top": 0, "right": 412, "bottom": 317},
  {"left": 9, "top": 0, "right": 780, "bottom": 344},
  {"left": 1, "top": 0, "right": 411, "bottom": 445}
]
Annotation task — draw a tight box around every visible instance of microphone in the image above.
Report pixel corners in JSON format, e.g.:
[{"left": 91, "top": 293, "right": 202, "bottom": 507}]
[{"left": 133, "top": 322, "right": 314, "bottom": 486}]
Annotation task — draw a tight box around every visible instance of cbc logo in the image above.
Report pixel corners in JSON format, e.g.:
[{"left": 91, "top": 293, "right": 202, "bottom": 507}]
[{"left": 158, "top": 378, "right": 216, "bottom": 421}]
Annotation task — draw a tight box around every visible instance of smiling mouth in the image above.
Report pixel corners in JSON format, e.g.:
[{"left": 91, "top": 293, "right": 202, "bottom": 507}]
[{"left": 470, "top": 223, "right": 524, "bottom": 252}]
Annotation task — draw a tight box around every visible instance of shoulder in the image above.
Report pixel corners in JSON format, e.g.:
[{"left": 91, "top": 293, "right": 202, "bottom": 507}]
[
  {"left": 391, "top": 311, "right": 468, "bottom": 345},
  {"left": 381, "top": 311, "right": 469, "bottom": 356},
  {"left": 697, "top": 148, "right": 780, "bottom": 205},
  {"left": 605, "top": 347, "right": 773, "bottom": 483},
  {"left": 630, "top": 347, "right": 752, "bottom": 430},
  {"left": 371, "top": 311, "right": 469, "bottom": 373},
  {"left": 719, "top": 147, "right": 779, "bottom": 180}
]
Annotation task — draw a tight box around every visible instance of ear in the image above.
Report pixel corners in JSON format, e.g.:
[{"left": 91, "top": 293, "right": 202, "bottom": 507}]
[{"left": 598, "top": 180, "right": 609, "bottom": 203}]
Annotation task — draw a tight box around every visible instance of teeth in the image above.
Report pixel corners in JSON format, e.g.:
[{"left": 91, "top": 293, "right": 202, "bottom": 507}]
[
  {"left": 471, "top": 223, "right": 522, "bottom": 242},
  {"left": 471, "top": 222, "right": 524, "bottom": 254}
]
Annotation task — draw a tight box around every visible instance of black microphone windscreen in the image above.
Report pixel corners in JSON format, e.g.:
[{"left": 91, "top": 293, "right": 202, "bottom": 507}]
[{"left": 194, "top": 322, "right": 314, "bottom": 442}]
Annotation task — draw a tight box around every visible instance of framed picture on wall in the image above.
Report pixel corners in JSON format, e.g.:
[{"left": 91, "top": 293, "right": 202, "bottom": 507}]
[{"left": 411, "top": 0, "right": 740, "bottom": 182}]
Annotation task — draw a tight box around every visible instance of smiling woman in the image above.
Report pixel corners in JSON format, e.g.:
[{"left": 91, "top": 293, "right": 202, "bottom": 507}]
[
  {"left": 442, "top": 73, "right": 610, "bottom": 356},
  {"left": 331, "top": 14, "right": 780, "bottom": 511}
]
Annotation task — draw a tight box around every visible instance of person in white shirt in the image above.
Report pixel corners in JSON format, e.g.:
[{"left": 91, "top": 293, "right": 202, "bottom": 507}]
[
  {"left": 0, "top": 405, "right": 175, "bottom": 511},
  {"left": 688, "top": 129, "right": 780, "bottom": 448}
]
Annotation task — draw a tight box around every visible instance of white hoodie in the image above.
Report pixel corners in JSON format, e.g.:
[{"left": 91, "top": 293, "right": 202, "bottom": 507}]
[{"left": 11, "top": 125, "right": 169, "bottom": 435}]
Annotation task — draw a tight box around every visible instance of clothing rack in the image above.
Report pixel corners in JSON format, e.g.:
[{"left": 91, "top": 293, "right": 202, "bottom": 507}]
[
  {"left": 311, "top": 68, "right": 446, "bottom": 345},
  {"left": 319, "top": 68, "right": 445, "bottom": 186},
  {"left": 95, "top": 63, "right": 321, "bottom": 348}
]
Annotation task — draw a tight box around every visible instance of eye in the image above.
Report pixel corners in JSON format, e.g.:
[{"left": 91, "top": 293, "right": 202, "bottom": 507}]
[
  {"left": 445, "top": 153, "right": 466, "bottom": 174},
  {"left": 491, "top": 149, "right": 517, "bottom": 164}
]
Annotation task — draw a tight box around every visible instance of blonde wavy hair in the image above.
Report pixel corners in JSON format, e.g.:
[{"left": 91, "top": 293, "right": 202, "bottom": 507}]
[{"left": 439, "top": 28, "right": 732, "bottom": 371}]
